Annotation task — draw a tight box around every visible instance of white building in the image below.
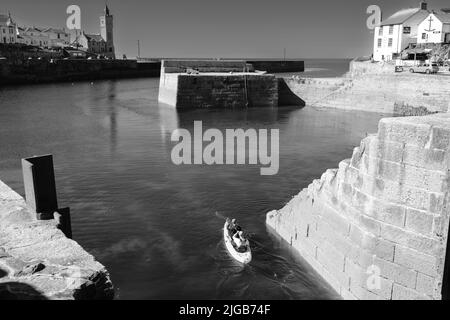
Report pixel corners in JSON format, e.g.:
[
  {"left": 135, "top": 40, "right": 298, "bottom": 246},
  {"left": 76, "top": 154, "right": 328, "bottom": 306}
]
[
  {"left": 0, "top": 13, "right": 17, "bottom": 44},
  {"left": 417, "top": 11, "right": 450, "bottom": 44},
  {"left": 17, "top": 26, "right": 70, "bottom": 48},
  {"left": 78, "top": 32, "right": 108, "bottom": 54},
  {"left": 373, "top": 2, "right": 430, "bottom": 62},
  {"left": 43, "top": 28, "right": 71, "bottom": 47},
  {"left": 17, "top": 27, "right": 50, "bottom": 47}
]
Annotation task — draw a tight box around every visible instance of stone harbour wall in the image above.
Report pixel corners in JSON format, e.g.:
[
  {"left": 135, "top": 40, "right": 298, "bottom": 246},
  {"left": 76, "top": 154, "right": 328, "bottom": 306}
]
[
  {"left": 285, "top": 61, "right": 450, "bottom": 115},
  {"left": 348, "top": 61, "right": 396, "bottom": 77},
  {"left": 247, "top": 60, "right": 305, "bottom": 73},
  {"left": 0, "top": 180, "right": 114, "bottom": 300},
  {"left": 267, "top": 114, "right": 450, "bottom": 300},
  {"left": 158, "top": 59, "right": 279, "bottom": 108},
  {"left": 159, "top": 72, "right": 180, "bottom": 106},
  {"left": 0, "top": 59, "right": 160, "bottom": 85},
  {"left": 174, "top": 74, "right": 278, "bottom": 108},
  {"left": 161, "top": 59, "right": 252, "bottom": 73}
]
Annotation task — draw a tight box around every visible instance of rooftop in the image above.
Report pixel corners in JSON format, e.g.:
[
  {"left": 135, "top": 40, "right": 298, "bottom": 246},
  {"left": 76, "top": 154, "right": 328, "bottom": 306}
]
[
  {"left": 0, "top": 13, "right": 13, "bottom": 26},
  {"left": 42, "top": 27, "right": 69, "bottom": 34},
  {"left": 434, "top": 12, "right": 450, "bottom": 23},
  {"left": 83, "top": 34, "right": 105, "bottom": 42},
  {"left": 380, "top": 7, "right": 429, "bottom": 26}
]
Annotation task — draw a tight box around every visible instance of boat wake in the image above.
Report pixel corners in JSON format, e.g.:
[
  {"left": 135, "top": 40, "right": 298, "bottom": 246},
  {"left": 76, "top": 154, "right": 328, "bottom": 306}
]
[
  {"left": 210, "top": 212, "right": 336, "bottom": 299},
  {"left": 212, "top": 234, "right": 312, "bottom": 299}
]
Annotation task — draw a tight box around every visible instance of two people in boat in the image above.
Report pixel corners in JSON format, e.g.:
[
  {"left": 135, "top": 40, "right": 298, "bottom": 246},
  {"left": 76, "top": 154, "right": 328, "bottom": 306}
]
[{"left": 227, "top": 218, "right": 249, "bottom": 252}]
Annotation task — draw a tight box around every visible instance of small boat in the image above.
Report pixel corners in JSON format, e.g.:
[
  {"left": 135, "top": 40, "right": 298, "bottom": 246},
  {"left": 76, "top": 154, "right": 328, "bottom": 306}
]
[{"left": 223, "top": 220, "right": 252, "bottom": 264}]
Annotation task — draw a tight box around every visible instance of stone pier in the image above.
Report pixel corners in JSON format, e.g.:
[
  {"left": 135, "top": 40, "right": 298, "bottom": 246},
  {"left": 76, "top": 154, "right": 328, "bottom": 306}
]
[
  {"left": 0, "top": 180, "right": 114, "bottom": 300},
  {"left": 267, "top": 114, "right": 450, "bottom": 300},
  {"left": 158, "top": 60, "right": 279, "bottom": 108}
]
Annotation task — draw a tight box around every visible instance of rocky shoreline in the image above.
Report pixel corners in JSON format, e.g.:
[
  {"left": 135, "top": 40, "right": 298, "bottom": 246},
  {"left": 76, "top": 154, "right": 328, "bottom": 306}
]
[{"left": 0, "top": 180, "right": 114, "bottom": 300}]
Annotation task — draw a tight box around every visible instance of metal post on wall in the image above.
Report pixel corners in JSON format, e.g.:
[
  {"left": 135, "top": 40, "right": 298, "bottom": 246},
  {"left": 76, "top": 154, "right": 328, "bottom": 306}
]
[
  {"left": 21, "top": 154, "right": 72, "bottom": 239},
  {"left": 137, "top": 40, "right": 140, "bottom": 59}
]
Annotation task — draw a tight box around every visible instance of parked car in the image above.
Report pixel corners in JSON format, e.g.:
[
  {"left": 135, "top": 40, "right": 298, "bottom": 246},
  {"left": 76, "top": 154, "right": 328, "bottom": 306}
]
[
  {"left": 409, "top": 63, "right": 439, "bottom": 74},
  {"left": 443, "top": 61, "right": 450, "bottom": 71}
]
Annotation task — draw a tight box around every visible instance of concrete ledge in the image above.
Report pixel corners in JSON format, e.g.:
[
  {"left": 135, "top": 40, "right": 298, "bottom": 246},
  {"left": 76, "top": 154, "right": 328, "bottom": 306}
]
[
  {"left": 161, "top": 60, "right": 251, "bottom": 73},
  {"left": 0, "top": 180, "right": 114, "bottom": 300}
]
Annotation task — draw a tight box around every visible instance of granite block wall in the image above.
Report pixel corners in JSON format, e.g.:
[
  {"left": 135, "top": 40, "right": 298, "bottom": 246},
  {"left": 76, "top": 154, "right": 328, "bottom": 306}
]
[{"left": 267, "top": 114, "right": 450, "bottom": 300}]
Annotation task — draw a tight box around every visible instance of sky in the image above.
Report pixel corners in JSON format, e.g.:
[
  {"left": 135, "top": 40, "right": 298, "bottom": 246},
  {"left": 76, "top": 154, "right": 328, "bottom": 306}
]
[{"left": 2, "top": 0, "right": 450, "bottom": 59}]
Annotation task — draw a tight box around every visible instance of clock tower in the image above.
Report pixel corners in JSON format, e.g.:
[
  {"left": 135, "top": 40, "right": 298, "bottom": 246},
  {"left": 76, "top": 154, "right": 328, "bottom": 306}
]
[{"left": 100, "top": 5, "right": 115, "bottom": 58}]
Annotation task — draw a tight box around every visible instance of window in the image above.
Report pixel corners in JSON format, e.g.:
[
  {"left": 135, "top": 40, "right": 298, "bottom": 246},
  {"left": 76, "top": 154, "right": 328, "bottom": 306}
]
[
  {"left": 388, "top": 38, "right": 393, "bottom": 47},
  {"left": 403, "top": 27, "right": 411, "bottom": 34},
  {"left": 379, "top": 27, "right": 383, "bottom": 36},
  {"left": 389, "top": 26, "right": 394, "bottom": 35},
  {"left": 378, "top": 39, "right": 382, "bottom": 48},
  {"left": 422, "top": 33, "right": 427, "bottom": 40}
]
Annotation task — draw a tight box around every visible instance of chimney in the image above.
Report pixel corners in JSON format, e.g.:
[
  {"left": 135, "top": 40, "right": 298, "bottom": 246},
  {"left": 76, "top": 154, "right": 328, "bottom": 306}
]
[{"left": 420, "top": 1, "right": 428, "bottom": 10}]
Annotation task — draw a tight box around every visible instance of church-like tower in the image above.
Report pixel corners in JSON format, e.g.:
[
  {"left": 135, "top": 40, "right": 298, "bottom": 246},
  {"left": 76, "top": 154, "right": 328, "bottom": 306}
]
[{"left": 100, "top": 5, "right": 115, "bottom": 58}]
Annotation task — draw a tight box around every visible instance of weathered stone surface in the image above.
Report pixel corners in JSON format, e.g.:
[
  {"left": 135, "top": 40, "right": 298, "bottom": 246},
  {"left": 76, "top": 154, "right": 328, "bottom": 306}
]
[
  {"left": 14, "top": 262, "right": 46, "bottom": 277},
  {"left": 158, "top": 60, "right": 279, "bottom": 108},
  {"left": 0, "top": 180, "right": 114, "bottom": 300},
  {"left": 267, "top": 114, "right": 450, "bottom": 300}
]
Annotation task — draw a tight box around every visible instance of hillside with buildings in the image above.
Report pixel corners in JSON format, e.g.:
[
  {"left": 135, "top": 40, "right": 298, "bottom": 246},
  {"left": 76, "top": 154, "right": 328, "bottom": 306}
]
[{"left": 0, "top": 5, "right": 116, "bottom": 60}]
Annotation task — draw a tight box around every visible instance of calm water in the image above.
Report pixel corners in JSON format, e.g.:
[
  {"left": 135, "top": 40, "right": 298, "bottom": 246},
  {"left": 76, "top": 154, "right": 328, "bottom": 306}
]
[
  {"left": 279, "top": 58, "right": 353, "bottom": 78},
  {"left": 0, "top": 60, "right": 385, "bottom": 299}
]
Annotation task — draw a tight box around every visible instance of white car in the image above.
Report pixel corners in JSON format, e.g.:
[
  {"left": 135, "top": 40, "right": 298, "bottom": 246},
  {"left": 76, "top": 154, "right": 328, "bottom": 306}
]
[{"left": 409, "top": 63, "right": 439, "bottom": 74}]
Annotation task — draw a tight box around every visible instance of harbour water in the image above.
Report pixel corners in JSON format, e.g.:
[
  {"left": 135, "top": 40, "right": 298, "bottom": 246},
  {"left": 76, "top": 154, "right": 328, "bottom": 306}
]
[
  {"left": 0, "top": 59, "right": 385, "bottom": 299},
  {"left": 278, "top": 58, "right": 353, "bottom": 78}
]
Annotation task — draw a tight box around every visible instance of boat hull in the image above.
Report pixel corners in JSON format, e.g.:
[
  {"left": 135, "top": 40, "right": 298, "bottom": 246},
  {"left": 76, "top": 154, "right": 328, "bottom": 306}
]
[{"left": 223, "top": 222, "right": 252, "bottom": 264}]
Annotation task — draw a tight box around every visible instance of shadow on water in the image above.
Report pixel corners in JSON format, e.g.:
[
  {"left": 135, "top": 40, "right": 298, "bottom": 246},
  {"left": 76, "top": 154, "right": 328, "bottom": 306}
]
[
  {"left": 0, "top": 268, "right": 48, "bottom": 300},
  {"left": 278, "top": 79, "right": 306, "bottom": 107},
  {"left": 0, "top": 268, "right": 7, "bottom": 279},
  {"left": 173, "top": 105, "right": 302, "bottom": 129}
]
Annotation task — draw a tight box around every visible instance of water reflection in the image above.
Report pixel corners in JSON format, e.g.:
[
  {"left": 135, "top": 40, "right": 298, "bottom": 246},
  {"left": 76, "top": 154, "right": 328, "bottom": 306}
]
[{"left": 108, "top": 81, "right": 118, "bottom": 155}]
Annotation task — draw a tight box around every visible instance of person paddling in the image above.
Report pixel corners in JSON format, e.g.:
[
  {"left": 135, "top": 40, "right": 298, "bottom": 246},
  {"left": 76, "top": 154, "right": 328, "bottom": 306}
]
[
  {"left": 227, "top": 218, "right": 241, "bottom": 235},
  {"left": 224, "top": 218, "right": 252, "bottom": 264},
  {"left": 233, "top": 230, "right": 249, "bottom": 252}
]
